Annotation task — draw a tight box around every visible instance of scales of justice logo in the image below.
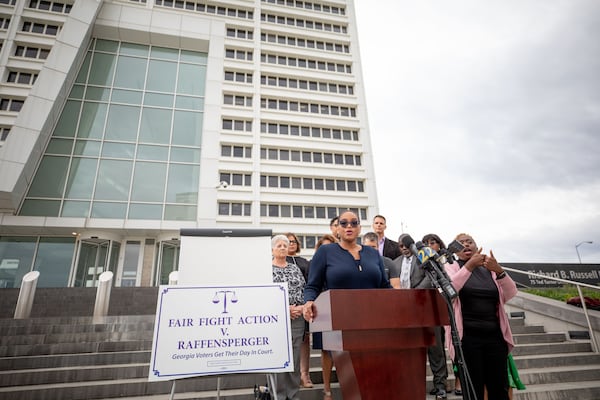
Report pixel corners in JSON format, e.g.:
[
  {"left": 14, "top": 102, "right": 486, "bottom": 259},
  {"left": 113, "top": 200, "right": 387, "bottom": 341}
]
[{"left": 212, "top": 290, "right": 238, "bottom": 314}]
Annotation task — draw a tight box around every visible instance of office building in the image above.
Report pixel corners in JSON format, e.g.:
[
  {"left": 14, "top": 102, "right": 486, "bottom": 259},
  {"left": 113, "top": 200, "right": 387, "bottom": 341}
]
[{"left": 0, "top": 0, "right": 378, "bottom": 288}]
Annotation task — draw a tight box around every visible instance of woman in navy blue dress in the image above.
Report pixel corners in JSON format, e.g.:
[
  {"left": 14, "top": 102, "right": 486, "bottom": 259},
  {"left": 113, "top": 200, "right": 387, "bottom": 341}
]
[{"left": 303, "top": 210, "right": 391, "bottom": 321}]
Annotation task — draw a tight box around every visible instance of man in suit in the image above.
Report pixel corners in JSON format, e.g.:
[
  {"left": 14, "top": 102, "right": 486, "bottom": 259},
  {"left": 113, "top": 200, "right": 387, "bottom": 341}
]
[
  {"left": 390, "top": 233, "right": 448, "bottom": 399},
  {"left": 372, "top": 215, "right": 401, "bottom": 260}
]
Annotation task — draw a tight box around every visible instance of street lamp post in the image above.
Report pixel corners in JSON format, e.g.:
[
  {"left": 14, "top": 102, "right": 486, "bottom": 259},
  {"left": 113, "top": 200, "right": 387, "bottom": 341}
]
[{"left": 575, "top": 241, "right": 593, "bottom": 263}]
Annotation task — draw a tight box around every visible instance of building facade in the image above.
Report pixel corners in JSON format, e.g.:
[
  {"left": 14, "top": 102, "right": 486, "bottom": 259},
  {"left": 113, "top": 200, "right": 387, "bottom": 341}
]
[{"left": 0, "top": 0, "right": 378, "bottom": 288}]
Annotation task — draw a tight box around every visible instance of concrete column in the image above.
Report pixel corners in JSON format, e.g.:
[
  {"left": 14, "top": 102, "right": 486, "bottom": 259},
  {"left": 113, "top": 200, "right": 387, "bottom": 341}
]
[
  {"left": 168, "top": 271, "right": 178, "bottom": 285},
  {"left": 14, "top": 271, "right": 40, "bottom": 319},
  {"left": 93, "top": 271, "right": 113, "bottom": 323}
]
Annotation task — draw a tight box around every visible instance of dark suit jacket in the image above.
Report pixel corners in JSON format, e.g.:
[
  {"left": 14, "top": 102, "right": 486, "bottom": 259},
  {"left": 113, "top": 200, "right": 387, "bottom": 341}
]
[
  {"left": 383, "top": 237, "right": 401, "bottom": 260},
  {"left": 390, "top": 255, "right": 432, "bottom": 289}
]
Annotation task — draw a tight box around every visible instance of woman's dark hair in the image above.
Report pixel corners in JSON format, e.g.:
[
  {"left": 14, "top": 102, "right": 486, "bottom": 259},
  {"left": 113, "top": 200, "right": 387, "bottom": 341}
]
[
  {"left": 284, "top": 232, "right": 301, "bottom": 254},
  {"left": 422, "top": 233, "right": 446, "bottom": 250}
]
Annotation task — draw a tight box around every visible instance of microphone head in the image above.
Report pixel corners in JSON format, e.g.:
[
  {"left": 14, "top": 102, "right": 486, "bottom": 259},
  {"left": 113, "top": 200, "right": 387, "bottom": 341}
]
[
  {"left": 447, "top": 240, "right": 465, "bottom": 254},
  {"left": 415, "top": 241, "right": 425, "bottom": 250},
  {"left": 399, "top": 234, "right": 415, "bottom": 248}
]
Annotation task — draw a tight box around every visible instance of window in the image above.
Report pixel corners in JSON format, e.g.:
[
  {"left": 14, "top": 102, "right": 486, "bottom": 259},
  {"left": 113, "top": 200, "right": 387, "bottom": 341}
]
[
  {"left": 6, "top": 70, "right": 37, "bottom": 85},
  {"left": 261, "top": 121, "right": 359, "bottom": 142},
  {"left": 22, "top": 21, "right": 60, "bottom": 36},
  {"left": 0, "top": 98, "right": 24, "bottom": 112},
  {"left": 218, "top": 202, "right": 251, "bottom": 216}
]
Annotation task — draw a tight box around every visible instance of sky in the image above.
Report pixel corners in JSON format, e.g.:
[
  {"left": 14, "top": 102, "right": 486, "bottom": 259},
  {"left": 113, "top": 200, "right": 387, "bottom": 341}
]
[{"left": 354, "top": 0, "right": 600, "bottom": 263}]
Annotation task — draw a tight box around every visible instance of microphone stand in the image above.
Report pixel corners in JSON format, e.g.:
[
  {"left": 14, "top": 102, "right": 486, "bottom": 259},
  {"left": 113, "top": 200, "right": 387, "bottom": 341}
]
[{"left": 423, "top": 263, "right": 478, "bottom": 400}]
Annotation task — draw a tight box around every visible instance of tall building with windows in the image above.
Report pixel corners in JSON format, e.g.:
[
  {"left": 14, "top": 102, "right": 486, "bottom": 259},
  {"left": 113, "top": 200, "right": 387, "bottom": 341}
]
[{"left": 0, "top": 0, "right": 378, "bottom": 288}]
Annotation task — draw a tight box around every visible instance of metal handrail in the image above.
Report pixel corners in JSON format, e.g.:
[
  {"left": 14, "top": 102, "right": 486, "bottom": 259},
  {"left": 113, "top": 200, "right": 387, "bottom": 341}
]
[{"left": 503, "top": 266, "right": 599, "bottom": 353}]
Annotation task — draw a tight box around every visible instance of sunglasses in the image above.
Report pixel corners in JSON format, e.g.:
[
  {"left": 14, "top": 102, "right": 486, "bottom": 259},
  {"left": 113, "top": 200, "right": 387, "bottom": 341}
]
[{"left": 339, "top": 219, "right": 360, "bottom": 228}]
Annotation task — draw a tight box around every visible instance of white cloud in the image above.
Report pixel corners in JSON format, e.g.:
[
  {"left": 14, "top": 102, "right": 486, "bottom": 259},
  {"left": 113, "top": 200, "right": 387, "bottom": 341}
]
[{"left": 356, "top": 0, "right": 600, "bottom": 263}]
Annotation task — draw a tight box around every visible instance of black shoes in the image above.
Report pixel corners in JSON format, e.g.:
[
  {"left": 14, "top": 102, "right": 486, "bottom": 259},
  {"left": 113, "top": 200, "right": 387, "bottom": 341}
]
[{"left": 434, "top": 389, "right": 447, "bottom": 399}]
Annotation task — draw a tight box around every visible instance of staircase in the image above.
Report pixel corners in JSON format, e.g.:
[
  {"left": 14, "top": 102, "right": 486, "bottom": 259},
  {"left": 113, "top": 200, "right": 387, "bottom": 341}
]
[{"left": 0, "top": 292, "right": 599, "bottom": 399}]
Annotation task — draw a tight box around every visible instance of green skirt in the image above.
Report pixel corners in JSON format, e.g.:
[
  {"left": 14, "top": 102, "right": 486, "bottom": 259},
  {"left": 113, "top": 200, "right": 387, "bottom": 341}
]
[{"left": 507, "top": 353, "right": 526, "bottom": 390}]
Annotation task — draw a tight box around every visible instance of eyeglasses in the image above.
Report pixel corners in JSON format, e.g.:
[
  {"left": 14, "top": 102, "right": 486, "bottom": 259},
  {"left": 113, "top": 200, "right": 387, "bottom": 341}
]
[
  {"left": 339, "top": 219, "right": 360, "bottom": 228},
  {"left": 289, "top": 240, "right": 298, "bottom": 244}
]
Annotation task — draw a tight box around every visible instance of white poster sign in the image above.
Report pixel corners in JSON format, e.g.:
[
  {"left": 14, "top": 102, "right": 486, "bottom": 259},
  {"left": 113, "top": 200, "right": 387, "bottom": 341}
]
[
  {"left": 149, "top": 284, "right": 293, "bottom": 381},
  {"left": 177, "top": 229, "right": 273, "bottom": 286}
]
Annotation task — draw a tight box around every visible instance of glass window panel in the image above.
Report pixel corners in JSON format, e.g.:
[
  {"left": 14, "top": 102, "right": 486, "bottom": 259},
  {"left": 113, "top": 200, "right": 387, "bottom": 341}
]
[
  {"left": 34, "top": 237, "right": 76, "bottom": 288},
  {"left": 61, "top": 200, "right": 90, "bottom": 217},
  {"left": 20, "top": 200, "right": 60, "bottom": 216},
  {"left": 114, "top": 56, "right": 147, "bottom": 90},
  {"left": 75, "top": 51, "right": 92, "bottom": 84},
  {"left": 138, "top": 144, "right": 168, "bottom": 161},
  {"left": 177, "top": 64, "right": 206, "bottom": 95},
  {"left": 180, "top": 51, "right": 207, "bottom": 64},
  {"left": 140, "top": 108, "right": 172, "bottom": 144},
  {"left": 105, "top": 104, "right": 140, "bottom": 141},
  {"left": 85, "top": 86, "right": 110, "bottom": 101},
  {"left": 65, "top": 157, "right": 98, "bottom": 199},
  {"left": 147, "top": 59, "right": 177, "bottom": 92},
  {"left": 175, "top": 95, "right": 204, "bottom": 110},
  {"left": 46, "top": 138, "right": 73, "bottom": 155},
  {"left": 95, "top": 39, "right": 119, "bottom": 53},
  {"left": 112, "top": 89, "right": 143, "bottom": 104},
  {"left": 101, "top": 142, "right": 135, "bottom": 158},
  {"left": 119, "top": 42, "right": 149, "bottom": 57},
  {"left": 164, "top": 204, "right": 196, "bottom": 220},
  {"left": 144, "top": 92, "right": 173, "bottom": 107},
  {"left": 78, "top": 102, "right": 107, "bottom": 139},
  {"left": 170, "top": 147, "right": 200, "bottom": 163},
  {"left": 95, "top": 159, "right": 132, "bottom": 200},
  {"left": 166, "top": 164, "right": 199, "bottom": 203},
  {"left": 88, "top": 52, "right": 116, "bottom": 86},
  {"left": 131, "top": 162, "right": 166, "bottom": 202},
  {"left": 151, "top": 46, "right": 179, "bottom": 60},
  {"left": 74, "top": 140, "right": 101, "bottom": 156},
  {"left": 28, "top": 156, "right": 69, "bottom": 197},
  {"left": 172, "top": 111, "right": 202, "bottom": 146},
  {"left": 69, "top": 85, "right": 85, "bottom": 99},
  {"left": 91, "top": 201, "right": 127, "bottom": 218},
  {"left": 0, "top": 237, "right": 36, "bottom": 289},
  {"left": 53, "top": 100, "right": 81, "bottom": 137},
  {"left": 128, "top": 203, "right": 163, "bottom": 219}
]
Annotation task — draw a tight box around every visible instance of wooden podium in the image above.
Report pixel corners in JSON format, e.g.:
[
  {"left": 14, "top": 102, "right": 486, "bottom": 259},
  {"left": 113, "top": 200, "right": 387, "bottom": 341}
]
[{"left": 311, "top": 289, "right": 449, "bottom": 400}]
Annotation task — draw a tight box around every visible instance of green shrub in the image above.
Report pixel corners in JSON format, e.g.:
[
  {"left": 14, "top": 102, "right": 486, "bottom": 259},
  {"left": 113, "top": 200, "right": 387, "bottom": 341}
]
[{"left": 523, "top": 285, "right": 600, "bottom": 302}]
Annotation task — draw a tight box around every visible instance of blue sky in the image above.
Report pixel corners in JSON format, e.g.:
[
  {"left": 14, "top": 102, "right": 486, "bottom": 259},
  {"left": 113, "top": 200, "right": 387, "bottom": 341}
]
[{"left": 355, "top": 0, "right": 600, "bottom": 263}]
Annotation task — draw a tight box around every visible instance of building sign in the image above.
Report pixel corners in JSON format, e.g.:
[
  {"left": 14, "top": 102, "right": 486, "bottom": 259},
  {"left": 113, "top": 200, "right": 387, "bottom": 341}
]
[
  {"left": 148, "top": 284, "right": 293, "bottom": 381},
  {"left": 504, "top": 263, "right": 600, "bottom": 288}
]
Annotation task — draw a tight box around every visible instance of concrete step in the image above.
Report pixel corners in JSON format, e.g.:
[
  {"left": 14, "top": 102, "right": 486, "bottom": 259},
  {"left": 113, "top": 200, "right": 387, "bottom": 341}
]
[
  {"left": 512, "top": 341, "right": 592, "bottom": 356},
  {"left": 0, "top": 340, "right": 153, "bottom": 357},
  {"left": 0, "top": 321, "right": 156, "bottom": 336},
  {"left": 512, "top": 332, "right": 566, "bottom": 345},
  {"left": 0, "top": 350, "right": 151, "bottom": 371}
]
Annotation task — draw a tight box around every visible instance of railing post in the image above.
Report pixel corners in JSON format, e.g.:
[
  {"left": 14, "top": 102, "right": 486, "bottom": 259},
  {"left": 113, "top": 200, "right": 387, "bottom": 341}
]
[
  {"left": 168, "top": 271, "right": 178, "bottom": 285},
  {"left": 576, "top": 284, "right": 599, "bottom": 353},
  {"left": 93, "top": 271, "right": 113, "bottom": 324},
  {"left": 14, "top": 271, "right": 40, "bottom": 319}
]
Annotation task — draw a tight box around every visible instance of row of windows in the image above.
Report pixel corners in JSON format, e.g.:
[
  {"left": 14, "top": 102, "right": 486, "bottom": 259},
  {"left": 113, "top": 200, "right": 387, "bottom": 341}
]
[
  {"left": 224, "top": 94, "right": 252, "bottom": 107},
  {"left": 261, "top": 13, "right": 347, "bottom": 34},
  {"left": 28, "top": 0, "right": 72, "bottom": 14},
  {"left": 261, "top": 147, "right": 361, "bottom": 166},
  {"left": 22, "top": 21, "right": 60, "bottom": 36},
  {"left": 224, "top": 70, "right": 252, "bottom": 84},
  {"left": 0, "top": 17, "right": 9, "bottom": 30},
  {"left": 14, "top": 45, "right": 50, "bottom": 60},
  {"left": 221, "top": 144, "right": 252, "bottom": 158},
  {"left": 261, "top": 204, "right": 367, "bottom": 221},
  {"left": 261, "top": 0, "right": 345, "bottom": 16},
  {"left": 261, "top": 32, "right": 349, "bottom": 54},
  {"left": 218, "top": 202, "right": 251, "bottom": 216},
  {"left": 226, "top": 27, "right": 253, "bottom": 40},
  {"left": 261, "top": 74, "right": 353, "bottom": 95},
  {"left": 0, "top": 98, "right": 24, "bottom": 112},
  {"left": 261, "top": 175, "right": 364, "bottom": 192},
  {"left": 261, "top": 122, "right": 359, "bottom": 141},
  {"left": 261, "top": 53, "right": 352, "bottom": 74},
  {"left": 260, "top": 97, "right": 356, "bottom": 118},
  {"left": 155, "top": 0, "right": 254, "bottom": 20},
  {"left": 0, "top": 0, "right": 16, "bottom": 5},
  {"left": 222, "top": 119, "right": 252, "bottom": 132},
  {"left": 7, "top": 71, "right": 38, "bottom": 85},
  {"left": 225, "top": 48, "right": 253, "bottom": 61},
  {"left": 220, "top": 172, "right": 251, "bottom": 187}
]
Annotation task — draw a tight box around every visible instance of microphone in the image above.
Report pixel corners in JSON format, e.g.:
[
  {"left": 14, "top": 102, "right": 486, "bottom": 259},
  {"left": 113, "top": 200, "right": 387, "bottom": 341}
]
[
  {"left": 415, "top": 242, "right": 458, "bottom": 299},
  {"left": 400, "top": 234, "right": 419, "bottom": 258}
]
